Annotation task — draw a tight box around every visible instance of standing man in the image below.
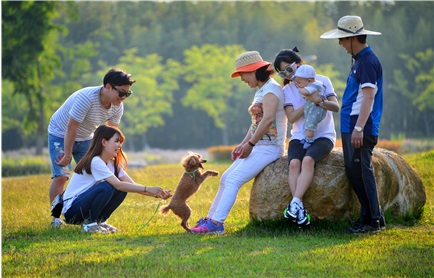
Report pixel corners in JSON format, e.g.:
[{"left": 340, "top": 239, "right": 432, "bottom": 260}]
[
  {"left": 320, "top": 15, "right": 386, "bottom": 233},
  {"left": 48, "top": 69, "right": 135, "bottom": 228}
]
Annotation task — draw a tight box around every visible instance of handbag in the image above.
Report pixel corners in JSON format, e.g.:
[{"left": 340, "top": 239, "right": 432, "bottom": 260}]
[{"left": 51, "top": 193, "right": 64, "bottom": 218}]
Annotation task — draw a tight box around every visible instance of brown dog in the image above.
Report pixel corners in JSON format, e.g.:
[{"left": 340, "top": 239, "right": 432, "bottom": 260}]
[{"left": 160, "top": 152, "right": 218, "bottom": 232}]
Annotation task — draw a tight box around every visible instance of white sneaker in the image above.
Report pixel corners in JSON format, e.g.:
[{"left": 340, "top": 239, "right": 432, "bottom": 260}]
[
  {"left": 50, "top": 218, "right": 64, "bottom": 229},
  {"left": 297, "top": 208, "right": 311, "bottom": 227},
  {"left": 82, "top": 222, "right": 110, "bottom": 235},
  {"left": 284, "top": 202, "right": 300, "bottom": 222}
]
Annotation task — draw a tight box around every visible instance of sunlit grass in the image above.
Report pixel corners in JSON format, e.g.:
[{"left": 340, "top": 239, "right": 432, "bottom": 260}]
[{"left": 2, "top": 152, "right": 433, "bottom": 277}]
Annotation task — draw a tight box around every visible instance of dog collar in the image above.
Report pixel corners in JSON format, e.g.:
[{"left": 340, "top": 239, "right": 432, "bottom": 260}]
[{"left": 185, "top": 169, "right": 198, "bottom": 180}]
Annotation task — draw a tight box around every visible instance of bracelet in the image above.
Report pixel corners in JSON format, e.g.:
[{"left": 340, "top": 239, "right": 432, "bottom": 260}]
[
  {"left": 248, "top": 141, "right": 255, "bottom": 147},
  {"left": 144, "top": 186, "right": 147, "bottom": 192}
]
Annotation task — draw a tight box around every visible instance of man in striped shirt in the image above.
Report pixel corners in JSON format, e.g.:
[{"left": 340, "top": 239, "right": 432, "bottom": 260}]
[{"left": 48, "top": 69, "right": 135, "bottom": 228}]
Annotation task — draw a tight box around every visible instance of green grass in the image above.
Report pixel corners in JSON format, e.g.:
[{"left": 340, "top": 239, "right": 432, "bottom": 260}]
[{"left": 2, "top": 152, "right": 433, "bottom": 277}]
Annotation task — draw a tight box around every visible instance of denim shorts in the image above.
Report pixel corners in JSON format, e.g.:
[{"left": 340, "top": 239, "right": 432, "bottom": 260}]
[
  {"left": 287, "top": 137, "right": 334, "bottom": 162},
  {"left": 48, "top": 134, "right": 92, "bottom": 179}
]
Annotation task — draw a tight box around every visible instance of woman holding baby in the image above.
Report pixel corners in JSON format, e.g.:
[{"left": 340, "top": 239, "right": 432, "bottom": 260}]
[{"left": 274, "top": 48, "right": 340, "bottom": 228}]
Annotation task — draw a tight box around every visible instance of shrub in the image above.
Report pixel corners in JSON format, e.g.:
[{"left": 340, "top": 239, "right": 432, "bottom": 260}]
[
  {"left": 376, "top": 139, "right": 402, "bottom": 153},
  {"left": 208, "top": 145, "right": 236, "bottom": 162},
  {"left": 2, "top": 156, "right": 51, "bottom": 177},
  {"left": 400, "top": 139, "right": 434, "bottom": 154},
  {"left": 334, "top": 139, "right": 403, "bottom": 153}
]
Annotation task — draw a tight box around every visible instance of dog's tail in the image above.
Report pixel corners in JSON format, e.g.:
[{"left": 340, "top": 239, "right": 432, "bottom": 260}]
[{"left": 160, "top": 205, "right": 171, "bottom": 215}]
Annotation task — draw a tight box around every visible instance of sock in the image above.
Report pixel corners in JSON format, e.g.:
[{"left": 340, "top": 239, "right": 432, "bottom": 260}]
[{"left": 291, "top": 197, "right": 302, "bottom": 207}]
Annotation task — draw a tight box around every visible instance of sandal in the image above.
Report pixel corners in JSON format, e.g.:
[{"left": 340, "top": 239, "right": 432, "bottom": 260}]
[
  {"left": 100, "top": 222, "right": 119, "bottom": 233},
  {"left": 82, "top": 222, "right": 109, "bottom": 235}
]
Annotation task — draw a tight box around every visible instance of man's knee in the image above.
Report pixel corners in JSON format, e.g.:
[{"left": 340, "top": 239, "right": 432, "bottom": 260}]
[{"left": 51, "top": 176, "right": 68, "bottom": 187}]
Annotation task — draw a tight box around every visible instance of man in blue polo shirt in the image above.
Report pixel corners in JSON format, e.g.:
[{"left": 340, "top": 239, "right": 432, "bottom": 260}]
[{"left": 321, "top": 15, "right": 386, "bottom": 233}]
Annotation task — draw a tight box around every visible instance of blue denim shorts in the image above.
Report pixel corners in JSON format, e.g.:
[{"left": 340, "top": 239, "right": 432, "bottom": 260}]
[{"left": 48, "top": 134, "right": 92, "bottom": 179}]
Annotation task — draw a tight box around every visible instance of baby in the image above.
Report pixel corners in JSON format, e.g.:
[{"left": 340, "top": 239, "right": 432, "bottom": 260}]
[
  {"left": 292, "top": 65, "right": 327, "bottom": 149},
  {"left": 249, "top": 102, "right": 263, "bottom": 125}
]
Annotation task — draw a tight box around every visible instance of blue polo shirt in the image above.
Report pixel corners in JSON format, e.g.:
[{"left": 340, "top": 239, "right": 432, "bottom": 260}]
[{"left": 341, "top": 46, "right": 383, "bottom": 136}]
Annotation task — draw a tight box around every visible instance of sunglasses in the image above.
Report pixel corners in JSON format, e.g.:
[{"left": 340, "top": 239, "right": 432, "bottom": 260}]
[
  {"left": 277, "top": 62, "right": 296, "bottom": 78},
  {"left": 112, "top": 86, "right": 133, "bottom": 98}
]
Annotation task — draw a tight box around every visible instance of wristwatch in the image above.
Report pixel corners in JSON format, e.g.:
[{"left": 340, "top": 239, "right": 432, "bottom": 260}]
[
  {"left": 354, "top": 126, "right": 364, "bottom": 132},
  {"left": 316, "top": 99, "right": 325, "bottom": 107}
]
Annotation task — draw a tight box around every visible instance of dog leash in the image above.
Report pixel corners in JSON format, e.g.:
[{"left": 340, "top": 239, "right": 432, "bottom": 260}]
[{"left": 136, "top": 199, "right": 164, "bottom": 233}]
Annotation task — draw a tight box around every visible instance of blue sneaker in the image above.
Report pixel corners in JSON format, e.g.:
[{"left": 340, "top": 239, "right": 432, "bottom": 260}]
[
  {"left": 190, "top": 219, "right": 225, "bottom": 234},
  {"left": 284, "top": 202, "right": 300, "bottom": 222},
  {"left": 191, "top": 217, "right": 207, "bottom": 229}
]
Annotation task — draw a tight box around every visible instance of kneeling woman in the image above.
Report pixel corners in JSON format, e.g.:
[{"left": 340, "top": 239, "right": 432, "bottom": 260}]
[{"left": 62, "top": 125, "right": 172, "bottom": 234}]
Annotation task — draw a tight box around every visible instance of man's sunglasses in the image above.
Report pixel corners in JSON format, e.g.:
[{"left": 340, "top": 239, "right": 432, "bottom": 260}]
[
  {"left": 277, "top": 62, "right": 296, "bottom": 79},
  {"left": 112, "top": 86, "right": 133, "bottom": 98}
]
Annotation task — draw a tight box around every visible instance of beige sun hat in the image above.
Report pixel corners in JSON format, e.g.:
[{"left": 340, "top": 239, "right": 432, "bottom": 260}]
[
  {"left": 231, "top": 51, "right": 271, "bottom": 78},
  {"left": 320, "top": 15, "right": 381, "bottom": 39}
]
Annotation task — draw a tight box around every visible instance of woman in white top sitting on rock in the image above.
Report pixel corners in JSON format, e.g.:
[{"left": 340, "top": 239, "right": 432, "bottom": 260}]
[{"left": 274, "top": 47, "right": 340, "bottom": 227}]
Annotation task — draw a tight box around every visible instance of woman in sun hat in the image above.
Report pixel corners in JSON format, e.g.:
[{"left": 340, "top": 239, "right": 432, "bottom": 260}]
[
  {"left": 191, "top": 51, "right": 287, "bottom": 234},
  {"left": 321, "top": 15, "right": 386, "bottom": 233},
  {"left": 273, "top": 48, "right": 340, "bottom": 228}
]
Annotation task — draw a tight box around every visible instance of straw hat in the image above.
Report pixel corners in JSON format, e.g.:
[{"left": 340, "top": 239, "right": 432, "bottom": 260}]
[
  {"left": 231, "top": 51, "right": 271, "bottom": 78},
  {"left": 320, "top": 15, "right": 381, "bottom": 39}
]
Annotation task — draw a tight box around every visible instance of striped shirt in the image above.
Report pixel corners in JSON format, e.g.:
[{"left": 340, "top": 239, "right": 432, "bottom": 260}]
[{"left": 48, "top": 86, "right": 123, "bottom": 141}]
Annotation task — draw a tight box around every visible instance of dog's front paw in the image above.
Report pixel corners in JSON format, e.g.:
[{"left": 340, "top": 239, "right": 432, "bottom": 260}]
[{"left": 210, "top": 171, "right": 219, "bottom": 176}]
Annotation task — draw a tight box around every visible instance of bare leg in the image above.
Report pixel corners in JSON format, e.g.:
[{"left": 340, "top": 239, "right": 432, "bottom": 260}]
[
  {"left": 288, "top": 159, "right": 301, "bottom": 196},
  {"left": 49, "top": 176, "right": 68, "bottom": 226},
  {"left": 294, "top": 156, "right": 315, "bottom": 199},
  {"left": 49, "top": 176, "right": 68, "bottom": 203}
]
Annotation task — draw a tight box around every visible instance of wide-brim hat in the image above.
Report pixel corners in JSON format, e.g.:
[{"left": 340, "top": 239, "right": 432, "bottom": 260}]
[
  {"left": 231, "top": 51, "right": 271, "bottom": 78},
  {"left": 320, "top": 15, "right": 381, "bottom": 39}
]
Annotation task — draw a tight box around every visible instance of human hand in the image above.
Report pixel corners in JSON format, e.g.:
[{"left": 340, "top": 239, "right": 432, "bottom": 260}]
[
  {"left": 231, "top": 144, "right": 243, "bottom": 161},
  {"left": 304, "top": 92, "right": 320, "bottom": 103},
  {"left": 351, "top": 130, "right": 363, "bottom": 148},
  {"left": 55, "top": 154, "right": 71, "bottom": 167},
  {"left": 161, "top": 190, "right": 172, "bottom": 200},
  {"left": 239, "top": 142, "right": 253, "bottom": 159},
  {"left": 147, "top": 186, "right": 172, "bottom": 199}
]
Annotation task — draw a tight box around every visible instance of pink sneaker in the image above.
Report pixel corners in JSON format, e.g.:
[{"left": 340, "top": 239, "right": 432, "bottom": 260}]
[
  {"left": 190, "top": 219, "right": 225, "bottom": 234},
  {"left": 191, "top": 217, "right": 208, "bottom": 229}
]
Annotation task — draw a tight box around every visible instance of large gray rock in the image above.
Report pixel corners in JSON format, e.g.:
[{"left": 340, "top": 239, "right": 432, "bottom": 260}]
[{"left": 249, "top": 147, "right": 426, "bottom": 221}]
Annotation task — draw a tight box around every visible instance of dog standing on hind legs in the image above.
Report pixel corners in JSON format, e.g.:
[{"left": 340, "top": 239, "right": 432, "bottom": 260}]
[{"left": 160, "top": 153, "right": 218, "bottom": 232}]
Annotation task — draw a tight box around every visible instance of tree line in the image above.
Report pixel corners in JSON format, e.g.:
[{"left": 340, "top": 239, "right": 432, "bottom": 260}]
[{"left": 2, "top": 1, "right": 433, "bottom": 153}]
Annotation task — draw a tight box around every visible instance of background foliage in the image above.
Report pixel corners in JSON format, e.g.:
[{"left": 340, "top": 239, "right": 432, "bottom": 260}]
[{"left": 2, "top": 1, "right": 434, "bottom": 152}]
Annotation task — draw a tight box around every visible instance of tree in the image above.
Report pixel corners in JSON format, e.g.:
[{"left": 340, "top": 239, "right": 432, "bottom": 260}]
[
  {"left": 182, "top": 44, "right": 252, "bottom": 145},
  {"left": 393, "top": 48, "right": 434, "bottom": 136},
  {"left": 84, "top": 49, "right": 180, "bottom": 150},
  {"left": 2, "top": 1, "right": 61, "bottom": 154}
]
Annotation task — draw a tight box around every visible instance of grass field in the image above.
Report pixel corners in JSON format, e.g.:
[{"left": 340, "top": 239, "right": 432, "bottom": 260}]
[{"left": 2, "top": 151, "right": 433, "bottom": 277}]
